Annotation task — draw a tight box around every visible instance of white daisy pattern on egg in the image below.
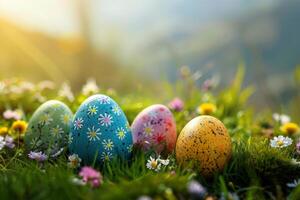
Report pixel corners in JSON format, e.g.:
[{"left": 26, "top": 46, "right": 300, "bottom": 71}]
[
  {"left": 116, "top": 127, "right": 126, "bottom": 140},
  {"left": 99, "top": 96, "right": 110, "bottom": 104},
  {"left": 101, "top": 151, "right": 112, "bottom": 162},
  {"left": 102, "top": 139, "right": 114, "bottom": 151},
  {"left": 51, "top": 125, "right": 64, "bottom": 138},
  {"left": 112, "top": 106, "right": 121, "bottom": 116},
  {"left": 39, "top": 113, "right": 53, "bottom": 125},
  {"left": 87, "top": 126, "right": 101, "bottom": 141},
  {"left": 143, "top": 122, "right": 153, "bottom": 136},
  {"left": 87, "top": 105, "right": 98, "bottom": 116},
  {"left": 74, "top": 118, "right": 84, "bottom": 130},
  {"left": 98, "top": 113, "right": 113, "bottom": 127}
]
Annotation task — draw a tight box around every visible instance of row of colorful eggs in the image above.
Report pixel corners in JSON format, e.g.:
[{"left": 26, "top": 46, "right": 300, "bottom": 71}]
[{"left": 24, "top": 94, "right": 231, "bottom": 176}]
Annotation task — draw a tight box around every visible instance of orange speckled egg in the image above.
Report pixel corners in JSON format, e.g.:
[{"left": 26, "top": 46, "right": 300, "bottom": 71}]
[{"left": 176, "top": 115, "right": 232, "bottom": 176}]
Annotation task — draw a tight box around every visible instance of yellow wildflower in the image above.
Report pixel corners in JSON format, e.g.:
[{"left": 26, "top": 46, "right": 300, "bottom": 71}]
[
  {"left": 197, "top": 103, "right": 217, "bottom": 115},
  {"left": 0, "top": 127, "right": 9, "bottom": 136},
  {"left": 280, "top": 122, "right": 300, "bottom": 135},
  {"left": 11, "top": 120, "right": 28, "bottom": 135}
]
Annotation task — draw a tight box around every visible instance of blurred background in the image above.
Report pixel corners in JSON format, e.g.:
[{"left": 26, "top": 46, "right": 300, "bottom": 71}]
[{"left": 0, "top": 0, "right": 299, "bottom": 108}]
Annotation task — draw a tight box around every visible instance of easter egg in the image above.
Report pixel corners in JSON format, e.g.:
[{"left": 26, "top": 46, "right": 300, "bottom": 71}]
[
  {"left": 176, "top": 115, "right": 231, "bottom": 176},
  {"left": 69, "top": 94, "right": 133, "bottom": 165},
  {"left": 24, "top": 100, "right": 73, "bottom": 155},
  {"left": 131, "top": 104, "right": 177, "bottom": 153}
]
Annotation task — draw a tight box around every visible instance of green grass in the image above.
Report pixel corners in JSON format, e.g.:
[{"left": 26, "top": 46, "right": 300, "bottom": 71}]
[{"left": 1, "top": 66, "right": 300, "bottom": 199}]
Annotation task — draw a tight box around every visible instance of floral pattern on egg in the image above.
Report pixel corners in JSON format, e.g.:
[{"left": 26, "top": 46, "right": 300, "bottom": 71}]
[
  {"left": 131, "top": 104, "right": 177, "bottom": 153},
  {"left": 24, "top": 100, "right": 73, "bottom": 155},
  {"left": 69, "top": 95, "right": 133, "bottom": 165}
]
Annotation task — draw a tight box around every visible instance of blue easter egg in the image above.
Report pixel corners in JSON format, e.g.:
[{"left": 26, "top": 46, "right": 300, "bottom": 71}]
[{"left": 69, "top": 94, "right": 133, "bottom": 165}]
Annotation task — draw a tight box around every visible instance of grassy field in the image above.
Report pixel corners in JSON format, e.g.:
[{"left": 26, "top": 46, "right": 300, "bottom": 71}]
[{"left": 1, "top": 67, "right": 300, "bottom": 200}]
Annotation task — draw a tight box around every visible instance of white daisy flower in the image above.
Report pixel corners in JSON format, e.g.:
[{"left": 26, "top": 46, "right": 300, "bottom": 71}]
[
  {"left": 270, "top": 135, "right": 293, "bottom": 148},
  {"left": 74, "top": 118, "right": 84, "bottom": 130},
  {"left": 98, "top": 96, "right": 110, "bottom": 104},
  {"left": 87, "top": 126, "right": 101, "bottom": 141},
  {"left": 98, "top": 113, "right": 113, "bottom": 127},
  {"left": 143, "top": 122, "right": 153, "bottom": 136},
  {"left": 51, "top": 125, "right": 64, "bottom": 137},
  {"left": 287, "top": 179, "right": 300, "bottom": 188},
  {"left": 273, "top": 113, "right": 291, "bottom": 125},
  {"left": 112, "top": 106, "right": 121, "bottom": 115},
  {"left": 39, "top": 113, "right": 53, "bottom": 125},
  {"left": 159, "top": 157, "right": 170, "bottom": 166},
  {"left": 68, "top": 154, "right": 82, "bottom": 168},
  {"left": 116, "top": 127, "right": 126, "bottom": 140},
  {"left": 87, "top": 105, "right": 98, "bottom": 116},
  {"left": 102, "top": 139, "right": 114, "bottom": 151},
  {"left": 101, "top": 151, "right": 112, "bottom": 161},
  {"left": 146, "top": 156, "right": 161, "bottom": 172}
]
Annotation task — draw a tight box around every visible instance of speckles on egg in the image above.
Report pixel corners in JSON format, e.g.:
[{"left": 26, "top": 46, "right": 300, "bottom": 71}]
[
  {"left": 131, "top": 104, "right": 177, "bottom": 153},
  {"left": 69, "top": 94, "right": 133, "bottom": 165},
  {"left": 175, "top": 115, "right": 232, "bottom": 177},
  {"left": 24, "top": 100, "right": 73, "bottom": 156}
]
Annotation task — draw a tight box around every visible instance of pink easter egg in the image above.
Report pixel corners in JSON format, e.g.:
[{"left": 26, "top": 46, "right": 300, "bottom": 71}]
[{"left": 131, "top": 104, "right": 177, "bottom": 153}]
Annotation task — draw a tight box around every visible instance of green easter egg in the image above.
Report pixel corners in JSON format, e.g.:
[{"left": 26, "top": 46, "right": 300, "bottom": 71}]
[{"left": 24, "top": 100, "right": 73, "bottom": 156}]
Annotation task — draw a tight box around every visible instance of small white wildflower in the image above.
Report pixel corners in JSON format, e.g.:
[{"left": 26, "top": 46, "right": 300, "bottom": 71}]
[
  {"left": 34, "top": 93, "right": 47, "bottom": 103},
  {"left": 9, "top": 85, "right": 23, "bottom": 94},
  {"left": 146, "top": 156, "right": 161, "bottom": 172},
  {"left": 158, "top": 156, "right": 170, "bottom": 166},
  {"left": 287, "top": 179, "right": 300, "bottom": 188},
  {"left": 19, "top": 81, "right": 35, "bottom": 91},
  {"left": 4, "top": 136, "right": 15, "bottom": 149},
  {"left": 68, "top": 154, "right": 82, "bottom": 168},
  {"left": 137, "top": 196, "right": 153, "bottom": 200},
  {"left": 3, "top": 109, "right": 22, "bottom": 120},
  {"left": 273, "top": 113, "right": 291, "bottom": 125},
  {"left": 291, "top": 159, "right": 300, "bottom": 165},
  {"left": 58, "top": 83, "right": 74, "bottom": 102},
  {"left": 70, "top": 177, "right": 86, "bottom": 186},
  {"left": 0, "top": 136, "right": 6, "bottom": 150},
  {"left": 270, "top": 135, "right": 293, "bottom": 148},
  {"left": 82, "top": 79, "right": 99, "bottom": 96},
  {"left": 0, "top": 81, "right": 5, "bottom": 91},
  {"left": 37, "top": 81, "right": 55, "bottom": 90}
]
